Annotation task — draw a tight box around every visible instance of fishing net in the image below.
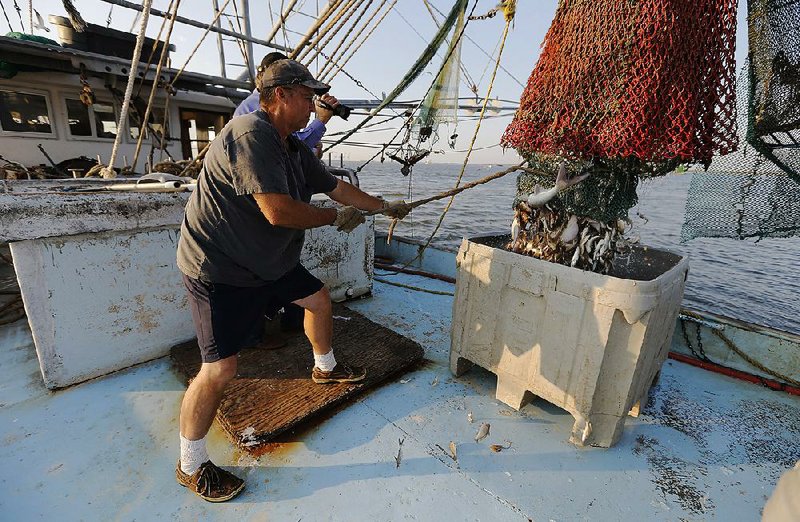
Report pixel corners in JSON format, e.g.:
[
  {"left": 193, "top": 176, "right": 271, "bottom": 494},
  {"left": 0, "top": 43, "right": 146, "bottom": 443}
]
[
  {"left": 681, "top": 0, "right": 800, "bottom": 241},
  {"left": 503, "top": 0, "right": 738, "bottom": 221},
  {"left": 502, "top": 0, "right": 738, "bottom": 164},
  {"left": 411, "top": 7, "right": 464, "bottom": 145}
]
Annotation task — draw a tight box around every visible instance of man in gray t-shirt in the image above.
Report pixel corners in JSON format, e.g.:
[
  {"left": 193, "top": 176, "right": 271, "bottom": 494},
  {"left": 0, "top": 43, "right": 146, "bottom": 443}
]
[{"left": 175, "top": 59, "right": 410, "bottom": 502}]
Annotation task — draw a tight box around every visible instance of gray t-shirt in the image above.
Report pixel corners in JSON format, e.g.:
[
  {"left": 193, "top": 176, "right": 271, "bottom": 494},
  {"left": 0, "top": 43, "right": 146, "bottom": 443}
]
[{"left": 177, "top": 110, "right": 338, "bottom": 286}]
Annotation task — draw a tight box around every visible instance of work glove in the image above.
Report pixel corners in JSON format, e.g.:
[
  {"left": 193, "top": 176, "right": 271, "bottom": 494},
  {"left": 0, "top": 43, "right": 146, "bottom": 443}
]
[
  {"left": 333, "top": 205, "right": 365, "bottom": 233},
  {"left": 381, "top": 199, "right": 411, "bottom": 220}
]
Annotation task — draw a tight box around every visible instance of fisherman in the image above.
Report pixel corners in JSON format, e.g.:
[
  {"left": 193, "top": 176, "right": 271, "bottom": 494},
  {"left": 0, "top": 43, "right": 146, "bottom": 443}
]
[
  {"left": 234, "top": 51, "right": 339, "bottom": 155},
  {"left": 235, "top": 51, "right": 344, "bottom": 339},
  {"left": 174, "top": 58, "right": 410, "bottom": 502}
]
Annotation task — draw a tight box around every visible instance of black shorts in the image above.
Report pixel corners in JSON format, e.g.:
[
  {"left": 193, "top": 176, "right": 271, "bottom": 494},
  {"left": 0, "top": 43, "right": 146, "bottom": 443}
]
[{"left": 182, "top": 264, "right": 324, "bottom": 363}]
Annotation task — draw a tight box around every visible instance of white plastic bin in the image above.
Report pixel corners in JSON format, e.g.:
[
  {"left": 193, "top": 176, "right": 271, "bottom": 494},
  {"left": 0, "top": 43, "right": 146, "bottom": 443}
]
[{"left": 450, "top": 235, "right": 689, "bottom": 447}]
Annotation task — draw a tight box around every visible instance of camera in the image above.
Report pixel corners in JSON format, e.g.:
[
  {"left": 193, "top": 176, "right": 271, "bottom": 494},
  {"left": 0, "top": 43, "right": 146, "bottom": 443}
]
[{"left": 315, "top": 97, "right": 352, "bottom": 120}]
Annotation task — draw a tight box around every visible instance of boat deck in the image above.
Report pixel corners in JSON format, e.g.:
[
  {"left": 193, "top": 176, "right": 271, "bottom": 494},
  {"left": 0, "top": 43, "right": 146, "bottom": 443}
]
[{"left": 1, "top": 269, "right": 798, "bottom": 520}]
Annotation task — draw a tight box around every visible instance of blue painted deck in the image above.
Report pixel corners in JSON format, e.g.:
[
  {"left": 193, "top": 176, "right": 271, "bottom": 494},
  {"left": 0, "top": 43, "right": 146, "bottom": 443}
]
[{"left": 1, "top": 267, "right": 797, "bottom": 520}]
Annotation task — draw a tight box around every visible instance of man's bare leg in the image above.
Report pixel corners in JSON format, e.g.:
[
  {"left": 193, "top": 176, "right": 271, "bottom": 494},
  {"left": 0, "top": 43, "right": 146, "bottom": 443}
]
[
  {"left": 179, "top": 356, "right": 238, "bottom": 470},
  {"left": 293, "top": 286, "right": 365, "bottom": 383},
  {"left": 292, "top": 286, "right": 332, "bottom": 356}
]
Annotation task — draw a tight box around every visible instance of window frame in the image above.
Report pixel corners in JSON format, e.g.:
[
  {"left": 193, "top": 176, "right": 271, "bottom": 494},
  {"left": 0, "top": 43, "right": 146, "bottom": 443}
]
[{"left": 0, "top": 87, "right": 58, "bottom": 139}]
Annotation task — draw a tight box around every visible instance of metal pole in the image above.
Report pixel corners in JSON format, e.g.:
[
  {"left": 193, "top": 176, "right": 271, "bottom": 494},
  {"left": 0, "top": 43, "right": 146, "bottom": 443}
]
[
  {"left": 211, "top": 0, "right": 227, "bottom": 77},
  {"left": 238, "top": 0, "right": 255, "bottom": 78},
  {"left": 96, "top": 0, "right": 291, "bottom": 52}
]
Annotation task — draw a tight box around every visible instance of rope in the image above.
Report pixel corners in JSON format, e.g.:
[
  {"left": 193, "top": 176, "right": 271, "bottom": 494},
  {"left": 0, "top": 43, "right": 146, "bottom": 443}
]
[
  {"left": 319, "top": 0, "right": 391, "bottom": 83},
  {"left": 61, "top": 0, "right": 87, "bottom": 31},
  {"left": 228, "top": 0, "right": 253, "bottom": 85},
  {"left": 322, "top": 0, "right": 394, "bottom": 83},
  {"left": 0, "top": 0, "right": 15, "bottom": 32},
  {"left": 169, "top": 0, "right": 234, "bottom": 88},
  {"left": 424, "top": 1, "right": 523, "bottom": 89},
  {"left": 226, "top": 16, "right": 253, "bottom": 84},
  {"left": 289, "top": 0, "right": 344, "bottom": 60},
  {"left": 308, "top": 0, "right": 373, "bottom": 73},
  {"left": 131, "top": 0, "right": 180, "bottom": 171},
  {"left": 322, "top": 0, "right": 471, "bottom": 153},
  {"left": 363, "top": 162, "right": 527, "bottom": 218},
  {"left": 412, "top": 7, "right": 513, "bottom": 256},
  {"left": 712, "top": 329, "right": 800, "bottom": 387},
  {"left": 679, "top": 311, "right": 800, "bottom": 387},
  {"left": 299, "top": 0, "right": 360, "bottom": 64},
  {"left": 101, "top": 0, "right": 152, "bottom": 178},
  {"left": 134, "top": 0, "right": 174, "bottom": 101},
  {"left": 10, "top": 0, "right": 22, "bottom": 30},
  {"left": 374, "top": 277, "right": 454, "bottom": 296},
  {"left": 420, "top": 0, "right": 477, "bottom": 94}
]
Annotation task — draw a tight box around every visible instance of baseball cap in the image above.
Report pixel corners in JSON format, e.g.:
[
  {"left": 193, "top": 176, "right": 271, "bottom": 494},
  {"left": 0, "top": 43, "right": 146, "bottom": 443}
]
[{"left": 256, "top": 59, "right": 330, "bottom": 95}]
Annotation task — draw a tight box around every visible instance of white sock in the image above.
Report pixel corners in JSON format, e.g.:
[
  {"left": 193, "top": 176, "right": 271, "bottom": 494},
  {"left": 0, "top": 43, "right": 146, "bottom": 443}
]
[
  {"left": 314, "top": 350, "right": 337, "bottom": 372},
  {"left": 180, "top": 434, "right": 209, "bottom": 475}
]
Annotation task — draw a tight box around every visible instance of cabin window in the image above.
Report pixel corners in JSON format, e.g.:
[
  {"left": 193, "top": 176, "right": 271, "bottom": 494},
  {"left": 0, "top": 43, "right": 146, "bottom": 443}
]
[
  {"left": 0, "top": 89, "right": 53, "bottom": 134},
  {"left": 65, "top": 99, "right": 92, "bottom": 136},
  {"left": 129, "top": 106, "right": 168, "bottom": 141},
  {"left": 93, "top": 103, "right": 118, "bottom": 139}
]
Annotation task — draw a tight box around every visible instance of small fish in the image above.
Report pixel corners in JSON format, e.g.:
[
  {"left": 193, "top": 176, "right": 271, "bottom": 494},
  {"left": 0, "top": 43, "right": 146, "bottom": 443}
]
[
  {"left": 489, "top": 441, "right": 512, "bottom": 453},
  {"left": 467, "top": 411, "right": 474, "bottom": 423},
  {"left": 474, "top": 422, "right": 490, "bottom": 442},
  {"left": 449, "top": 441, "right": 457, "bottom": 461},
  {"left": 430, "top": 375, "right": 439, "bottom": 387}
]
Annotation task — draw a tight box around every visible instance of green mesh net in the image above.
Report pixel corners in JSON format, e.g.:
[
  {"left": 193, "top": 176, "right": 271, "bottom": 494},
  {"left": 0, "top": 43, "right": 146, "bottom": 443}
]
[
  {"left": 515, "top": 155, "right": 681, "bottom": 223},
  {"left": 681, "top": 0, "right": 800, "bottom": 241}
]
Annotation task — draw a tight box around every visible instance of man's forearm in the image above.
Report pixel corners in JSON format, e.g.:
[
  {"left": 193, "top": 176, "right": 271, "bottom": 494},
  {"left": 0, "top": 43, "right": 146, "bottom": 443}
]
[
  {"left": 254, "top": 193, "right": 337, "bottom": 230},
  {"left": 326, "top": 179, "right": 383, "bottom": 211}
]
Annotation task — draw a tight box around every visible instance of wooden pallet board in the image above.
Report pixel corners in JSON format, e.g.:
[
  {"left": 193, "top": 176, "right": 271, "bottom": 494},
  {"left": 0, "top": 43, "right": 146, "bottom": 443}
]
[{"left": 171, "top": 304, "right": 424, "bottom": 454}]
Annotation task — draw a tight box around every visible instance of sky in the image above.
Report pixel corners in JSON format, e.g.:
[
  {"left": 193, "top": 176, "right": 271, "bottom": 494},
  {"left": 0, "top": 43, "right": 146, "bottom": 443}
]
[{"left": 10, "top": 0, "right": 750, "bottom": 164}]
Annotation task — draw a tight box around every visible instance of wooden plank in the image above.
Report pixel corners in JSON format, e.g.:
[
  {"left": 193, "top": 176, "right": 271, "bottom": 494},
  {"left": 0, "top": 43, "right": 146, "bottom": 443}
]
[{"left": 171, "top": 304, "right": 424, "bottom": 454}]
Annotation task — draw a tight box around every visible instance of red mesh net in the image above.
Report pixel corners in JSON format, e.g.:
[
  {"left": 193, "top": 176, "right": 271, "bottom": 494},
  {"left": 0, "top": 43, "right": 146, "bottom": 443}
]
[{"left": 502, "top": 0, "right": 739, "bottom": 164}]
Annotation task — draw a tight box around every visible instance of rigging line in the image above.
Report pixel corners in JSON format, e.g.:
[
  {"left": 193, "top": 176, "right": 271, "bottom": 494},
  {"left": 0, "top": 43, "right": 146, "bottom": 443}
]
[
  {"left": 309, "top": 0, "right": 373, "bottom": 73},
  {"left": 323, "top": 0, "right": 475, "bottom": 153},
  {"left": 425, "top": 1, "right": 523, "bottom": 89},
  {"left": 134, "top": 0, "right": 175, "bottom": 101},
  {"left": 420, "top": 0, "right": 477, "bottom": 95},
  {"left": 311, "top": 47, "right": 390, "bottom": 112},
  {"left": 97, "top": 0, "right": 290, "bottom": 52},
  {"left": 226, "top": 16, "right": 253, "bottom": 84},
  {"left": 169, "top": 0, "right": 235, "bottom": 88},
  {"left": 264, "top": 0, "right": 299, "bottom": 46},
  {"left": 297, "top": 0, "right": 357, "bottom": 63},
  {"left": 398, "top": 7, "right": 515, "bottom": 265},
  {"left": 103, "top": 0, "right": 153, "bottom": 178},
  {"left": 325, "top": 114, "right": 406, "bottom": 135},
  {"left": 27, "top": 0, "right": 30, "bottom": 34},
  {"left": 10, "top": 0, "right": 22, "bottom": 31},
  {"left": 304, "top": 0, "right": 362, "bottom": 63},
  {"left": 323, "top": 0, "right": 395, "bottom": 84},
  {"left": 310, "top": 0, "right": 371, "bottom": 74},
  {"left": 229, "top": 0, "right": 251, "bottom": 79},
  {"left": 0, "top": 0, "right": 17, "bottom": 32},
  {"left": 289, "top": 0, "right": 344, "bottom": 59},
  {"left": 131, "top": 0, "right": 181, "bottom": 171}
]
